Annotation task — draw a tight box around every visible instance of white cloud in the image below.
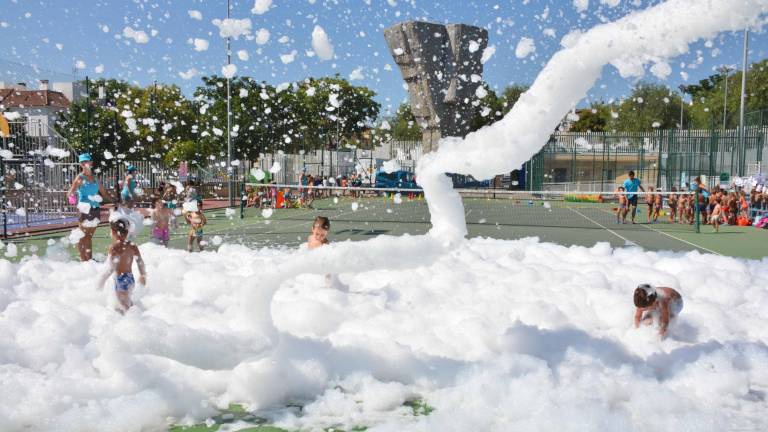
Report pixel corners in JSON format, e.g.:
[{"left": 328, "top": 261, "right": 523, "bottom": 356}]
[
  {"left": 650, "top": 61, "right": 672, "bottom": 80},
  {"left": 481, "top": 45, "right": 496, "bottom": 64},
  {"left": 311, "top": 25, "right": 334, "bottom": 61},
  {"left": 255, "top": 28, "right": 270, "bottom": 45},
  {"left": 237, "top": 50, "right": 250, "bottom": 61},
  {"left": 191, "top": 38, "right": 209, "bottom": 52},
  {"left": 515, "top": 37, "right": 536, "bottom": 58},
  {"left": 94, "top": 64, "right": 104, "bottom": 74},
  {"left": 178, "top": 68, "right": 198, "bottom": 80},
  {"left": 212, "top": 18, "right": 252, "bottom": 39},
  {"left": 221, "top": 64, "right": 237, "bottom": 79},
  {"left": 188, "top": 10, "right": 203, "bottom": 20},
  {"left": 573, "top": 0, "right": 589, "bottom": 12},
  {"left": 122, "top": 26, "right": 150, "bottom": 44},
  {"left": 280, "top": 50, "right": 298, "bottom": 64},
  {"left": 349, "top": 67, "right": 364, "bottom": 81},
  {"left": 251, "top": 0, "right": 272, "bottom": 15}
]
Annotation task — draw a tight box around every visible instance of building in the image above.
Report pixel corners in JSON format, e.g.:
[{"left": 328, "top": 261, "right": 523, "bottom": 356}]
[{"left": 0, "top": 80, "right": 71, "bottom": 137}]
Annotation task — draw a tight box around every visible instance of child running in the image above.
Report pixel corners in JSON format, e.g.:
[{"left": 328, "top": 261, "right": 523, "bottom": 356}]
[
  {"left": 616, "top": 186, "right": 627, "bottom": 224},
  {"left": 633, "top": 284, "right": 683, "bottom": 339},
  {"left": 185, "top": 206, "right": 207, "bottom": 252},
  {"left": 96, "top": 219, "right": 147, "bottom": 314},
  {"left": 151, "top": 199, "right": 172, "bottom": 246}
]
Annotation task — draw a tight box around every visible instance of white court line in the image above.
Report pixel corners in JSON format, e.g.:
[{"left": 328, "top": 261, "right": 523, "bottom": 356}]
[
  {"left": 595, "top": 207, "right": 722, "bottom": 256},
  {"left": 637, "top": 222, "right": 722, "bottom": 256},
  {"left": 567, "top": 207, "right": 636, "bottom": 246}
]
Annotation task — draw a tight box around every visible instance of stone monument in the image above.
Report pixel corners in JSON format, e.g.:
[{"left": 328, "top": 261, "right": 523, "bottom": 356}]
[{"left": 384, "top": 21, "right": 488, "bottom": 153}]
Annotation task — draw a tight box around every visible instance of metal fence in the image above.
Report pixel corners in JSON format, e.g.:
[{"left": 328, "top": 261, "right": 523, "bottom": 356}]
[
  {"left": 1, "top": 120, "right": 81, "bottom": 234},
  {"left": 527, "top": 126, "right": 767, "bottom": 191}
]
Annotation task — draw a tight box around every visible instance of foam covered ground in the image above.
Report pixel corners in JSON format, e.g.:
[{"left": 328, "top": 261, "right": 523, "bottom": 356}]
[{"left": 1, "top": 237, "right": 767, "bottom": 431}]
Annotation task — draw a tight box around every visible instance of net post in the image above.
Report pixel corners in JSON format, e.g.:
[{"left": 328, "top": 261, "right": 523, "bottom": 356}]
[
  {"left": 694, "top": 187, "right": 700, "bottom": 233},
  {"left": 240, "top": 180, "right": 245, "bottom": 219}
]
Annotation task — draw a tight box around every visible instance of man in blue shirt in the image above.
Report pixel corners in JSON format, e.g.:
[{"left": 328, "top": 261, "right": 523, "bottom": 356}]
[{"left": 623, "top": 170, "right": 645, "bottom": 224}]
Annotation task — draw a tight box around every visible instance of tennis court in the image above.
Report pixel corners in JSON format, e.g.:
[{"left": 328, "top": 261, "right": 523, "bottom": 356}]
[{"left": 6, "top": 189, "right": 767, "bottom": 261}]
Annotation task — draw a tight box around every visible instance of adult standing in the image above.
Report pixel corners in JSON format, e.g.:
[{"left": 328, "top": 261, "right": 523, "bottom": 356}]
[
  {"left": 120, "top": 165, "right": 139, "bottom": 209},
  {"left": 622, "top": 170, "right": 645, "bottom": 224},
  {"left": 692, "top": 176, "right": 710, "bottom": 221},
  {"left": 67, "top": 153, "right": 108, "bottom": 261}
]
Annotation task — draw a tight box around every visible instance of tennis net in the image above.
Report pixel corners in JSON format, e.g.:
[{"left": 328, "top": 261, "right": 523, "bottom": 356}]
[{"left": 241, "top": 184, "right": 703, "bottom": 232}]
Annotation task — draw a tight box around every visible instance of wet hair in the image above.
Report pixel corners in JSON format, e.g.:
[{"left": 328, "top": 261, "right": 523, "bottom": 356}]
[
  {"left": 110, "top": 219, "right": 129, "bottom": 238},
  {"left": 634, "top": 284, "right": 657, "bottom": 308},
  {"left": 313, "top": 216, "right": 330, "bottom": 230}
]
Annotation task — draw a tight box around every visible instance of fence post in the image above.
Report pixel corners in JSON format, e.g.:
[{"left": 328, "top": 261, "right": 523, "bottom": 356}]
[{"left": 1, "top": 138, "right": 5, "bottom": 239}]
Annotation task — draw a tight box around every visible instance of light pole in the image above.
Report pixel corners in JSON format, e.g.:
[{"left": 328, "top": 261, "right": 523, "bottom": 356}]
[
  {"left": 717, "top": 65, "right": 734, "bottom": 131},
  {"left": 737, "top": 28, "right": 749, "bottom": 176},
  {"left": 678, "top": 84, "right": 687, "bottom": 130},
  {"left": 226, "top": 0, "right": 234, "bottom": 207}
]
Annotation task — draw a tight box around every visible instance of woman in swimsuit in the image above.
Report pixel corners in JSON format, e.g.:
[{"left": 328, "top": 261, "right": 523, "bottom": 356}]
[{"left": 67, "top": 153, "right": 109, "bottom": 261}]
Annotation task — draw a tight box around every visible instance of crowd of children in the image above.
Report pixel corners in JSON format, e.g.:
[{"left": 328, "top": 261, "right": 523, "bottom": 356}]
[{"left": 615, "top": 182, "right": 768, "bottom": 231}]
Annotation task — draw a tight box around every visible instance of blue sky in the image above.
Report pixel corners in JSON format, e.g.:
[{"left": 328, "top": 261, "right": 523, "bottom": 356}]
[{"left": 1, "top": 0, "right": 766, "bottom": 116}]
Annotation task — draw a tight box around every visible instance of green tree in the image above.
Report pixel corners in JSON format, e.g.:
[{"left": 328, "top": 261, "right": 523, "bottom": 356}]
[
  {"left": 571, "top": 103, "right": 611, "bottom": 132},
  {"left": 389, "top": 103, "right": 422, "bottom": 141},
  {"left": 610, "top": 82, "right": 686, "bottom": 131},
  {"left": 687, "top": 59, "right": 768, "bottom": 130}
]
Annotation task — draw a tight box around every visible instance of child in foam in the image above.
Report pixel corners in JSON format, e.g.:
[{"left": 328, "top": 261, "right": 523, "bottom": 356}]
[
  {"left": 633, "top": 284, "right": 683, "bottom": 339},
  {"left": 151, "top": 198, "right": 172, "bottom": 247},
  {"left": 184, "top": 202, "right": 207, "bottom": 252},
  {"left": 307, "top": 216, "right": 330, "bottom": 249},
  {"left": 96, "top": 219, "right": 147, "bottom": 314}
]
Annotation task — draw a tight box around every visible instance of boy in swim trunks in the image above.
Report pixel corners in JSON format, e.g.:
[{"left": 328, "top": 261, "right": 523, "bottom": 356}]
[
  {"left": 185, "top": 209, "right": 207, "bottom": 252},
  {"left": 151, "top": 199, "right": 172, "bottom": 247},
  {"left": 96, "top": 219, "right": 147, "bottom": 314},
  {"left": 633, "top": 284, "right": 683, "bottom": 339}
]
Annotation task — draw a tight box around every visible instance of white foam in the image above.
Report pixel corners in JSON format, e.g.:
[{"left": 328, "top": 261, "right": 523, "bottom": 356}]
[{"left": 2, "top": 239, "right": 767, "bottom": 431}]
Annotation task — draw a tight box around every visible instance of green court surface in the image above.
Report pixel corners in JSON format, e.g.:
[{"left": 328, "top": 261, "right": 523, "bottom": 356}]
[{"left": 4, "top": 194, "right": 767, "bottom": 261}]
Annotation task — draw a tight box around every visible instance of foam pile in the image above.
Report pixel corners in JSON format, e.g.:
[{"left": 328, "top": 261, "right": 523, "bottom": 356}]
[{"left": 1, "top": 239, "right": 767, "bottom": 431}]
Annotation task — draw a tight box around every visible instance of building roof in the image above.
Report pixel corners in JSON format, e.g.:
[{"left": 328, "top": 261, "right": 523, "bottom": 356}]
[{"left": 0, "top": 88, "right": 71, "bottom": 110}]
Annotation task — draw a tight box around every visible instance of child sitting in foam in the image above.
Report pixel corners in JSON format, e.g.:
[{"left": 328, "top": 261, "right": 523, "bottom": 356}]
[
  {"left": 633, "top": 284, "right": 683, "bottom": 339},
  {"left": 305, "top": 216, "right": 347, "bottom": 291}
]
